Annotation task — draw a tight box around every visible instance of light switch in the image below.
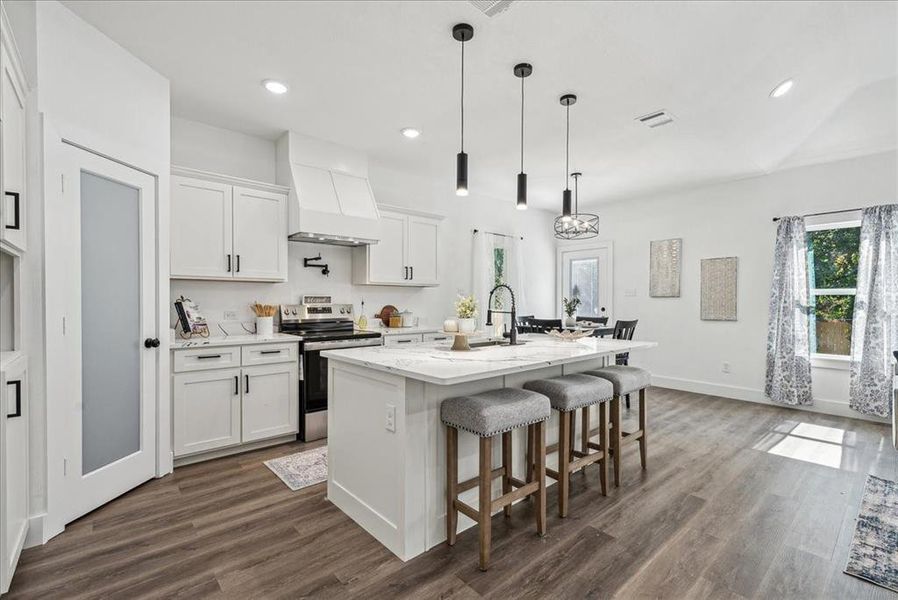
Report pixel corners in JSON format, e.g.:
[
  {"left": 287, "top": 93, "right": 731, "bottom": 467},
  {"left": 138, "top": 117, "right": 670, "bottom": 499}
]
[{"left": 385, "top": 404, "right": 396, "bottom": 432}]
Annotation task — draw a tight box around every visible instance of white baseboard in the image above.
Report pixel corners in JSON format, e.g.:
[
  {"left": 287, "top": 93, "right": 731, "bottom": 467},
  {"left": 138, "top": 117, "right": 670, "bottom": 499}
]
[
  {"left": 652, "top": 375, "right": 890, "bottom": 424},
  {"left": 24, "top": 513, "right": 45, "bottom": 548}
]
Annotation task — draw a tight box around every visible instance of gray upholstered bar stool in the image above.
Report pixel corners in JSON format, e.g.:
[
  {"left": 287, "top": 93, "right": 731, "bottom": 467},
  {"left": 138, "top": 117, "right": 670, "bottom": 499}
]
[
  {"left": 441, "top": 388, "right": 550, "bottom": 571},
  {"left": 583, "top": 365, "right": 651, "bottom": 487},
  {"left": 523, "top": 374, "right": 614, "bottom": 517}
]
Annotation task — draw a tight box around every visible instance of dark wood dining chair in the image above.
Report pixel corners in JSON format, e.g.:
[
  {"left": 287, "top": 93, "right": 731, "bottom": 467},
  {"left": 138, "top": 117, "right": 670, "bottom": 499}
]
[
  {"left": 516, "top": 315, "right": 535, "bottom": 334},
  {"left": 576, "top": 316, "right": 609, "bottom": 325},
  {"left": 530, "top": 318, "right": 562, "bottom": 333},
  {"left": 613, "top": 319, "right": 638, "bottom": 408}
]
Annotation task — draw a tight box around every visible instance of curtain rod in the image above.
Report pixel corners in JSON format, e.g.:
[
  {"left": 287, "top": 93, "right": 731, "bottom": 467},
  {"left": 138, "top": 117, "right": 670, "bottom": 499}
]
[
  {"left": 473, "top": 229, "right": 523, "bottom": 240},
  {"left": 771, "top": 207, "right": 866, "bottom": 222}
]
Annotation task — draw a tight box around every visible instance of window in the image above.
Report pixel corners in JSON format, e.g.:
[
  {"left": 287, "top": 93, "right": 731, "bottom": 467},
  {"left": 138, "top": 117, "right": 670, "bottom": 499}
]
[
  {"left": 557, "top": 244, "right": 612, "bottom": 319},
  {"left": 492, "top": 246, "right": 506, "bottom": 309},
  {"left": 570, "top": 258, "right": 599, "bottom": 317},
  {"left": 806, "top": 223, "right": 861, "bottom": 356}
]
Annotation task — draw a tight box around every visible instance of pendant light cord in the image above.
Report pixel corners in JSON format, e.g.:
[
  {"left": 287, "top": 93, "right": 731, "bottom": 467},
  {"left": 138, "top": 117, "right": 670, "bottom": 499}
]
[
  {"left": 520, "top": 75, "right": 524, "bottom": 172},
  {"left": 460, "top": 40, "right": 465, "bottom": 152},
  {"left": 565, "top": 104, "right": 570, "bottom": 190}
]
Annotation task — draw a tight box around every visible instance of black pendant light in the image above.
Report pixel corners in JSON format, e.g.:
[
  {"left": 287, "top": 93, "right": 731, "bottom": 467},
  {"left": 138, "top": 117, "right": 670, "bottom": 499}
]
[
  {"left": 555, "top": 95, "right": 600, "bottom": 240},
  {"left": 453, "top": 23, "right": 473, "bottom": 197},
  {"left": 514, "top": 62, "right": 532, "bottom": 210}
]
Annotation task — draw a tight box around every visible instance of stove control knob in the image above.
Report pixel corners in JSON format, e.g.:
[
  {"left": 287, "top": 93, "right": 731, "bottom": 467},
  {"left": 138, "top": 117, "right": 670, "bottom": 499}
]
[
  {"left": 292, "top": 309, "right": 297, "bottom": 315},
  {"left": 283, "top": 308, "right": 288, "bottom": 315}
]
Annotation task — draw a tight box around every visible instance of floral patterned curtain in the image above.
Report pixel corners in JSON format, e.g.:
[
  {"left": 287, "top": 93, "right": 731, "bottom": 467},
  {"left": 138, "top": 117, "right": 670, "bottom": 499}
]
[
  {"left": 765, "top": 216, "right": 813, "bottom": 406},
  {"left": 849, "top": 204, "right": 898, "bottom": 418}
]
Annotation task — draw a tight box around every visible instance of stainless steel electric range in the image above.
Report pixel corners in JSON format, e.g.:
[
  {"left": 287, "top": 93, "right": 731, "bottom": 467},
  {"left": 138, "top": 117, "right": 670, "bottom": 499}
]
[{"left": 280, "top": 296, "right": 382, "bottom": 441}]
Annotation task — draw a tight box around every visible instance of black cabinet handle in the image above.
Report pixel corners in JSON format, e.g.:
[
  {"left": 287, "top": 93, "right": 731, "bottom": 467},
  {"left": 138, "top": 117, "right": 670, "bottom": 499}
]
[
  {"left": 234, "top": 375, "right": 239, "bottom": 395},
  {"left": 6, "top": 380, "right": 21, "bottom": 418},
  {"left": 236, "top": 255, "right": 241, "bottom": 273},
  {"left": 410, "top": 266, "right": 414, "bottom": 280},
  {"left": 397, "top": 339, "right": 413, "bottom": 344},
  {"left": 144, "top": 338, "right": 161, "bottom": 348},
  {"left": 227, "top": 254, "right": 232, "bottom": 272},
  {"left": 403, "top": 266, "right": 408, "bottom": 280},
  {"left": 245, "top": 374, "right": 249, "bottom": 394},
  {"left": 4, "top": 192, "right": 20, "bottom": 230},
  {"left": 260, "top": 350, "right": 281, "bottom": 355},
  {"left": 196, "top": 354, "right": 221, "bottom": 360}
]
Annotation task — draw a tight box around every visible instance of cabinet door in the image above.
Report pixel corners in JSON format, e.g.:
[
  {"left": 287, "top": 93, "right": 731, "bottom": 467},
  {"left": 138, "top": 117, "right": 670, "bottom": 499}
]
[
  {"left": 383, "top": 334, "right": 423, "bottom": 347},
  {"left": 170, "top": 176, "right": 233, "bottom": 278},
  {"left": 0, "top": 49, "right": 27, "bottom": 254},
  {"left": 367, "top": 211, "right": 407, "bottom": 284},
  {"left": 406, "top": 215, "right": 439, "bottom": 285},
  {"left": 173, "top": 368, "right": 242, "bottom": 456},
  {"left": 1, "top": 356, "right": 28, "bottom": 594},
  {"left": 232, "top": 186, "right": 287, "bottom": 281},
  {"left": 331, "top": 172, "right": 378, "bottom": 219},
  {"left": 241, "top": 362, "right": 298, "bottom": 442}
]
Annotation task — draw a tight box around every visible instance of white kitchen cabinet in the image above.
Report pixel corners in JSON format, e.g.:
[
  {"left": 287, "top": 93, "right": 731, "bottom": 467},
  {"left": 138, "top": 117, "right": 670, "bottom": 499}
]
[
  {"left": 383, "top": 334, "right": 422, "bottom": 346},
  {"left": 172, "top": 367, "right": 242, "bottom": 456},
  {"left": 422, "top": 332, "right": 452, "bottom": 343},
  {"left": 0, "top": 353, "right": 28, "bottom": 594},
  {"left": 353, "top": 206, "right": 442, "bottom": 287},
  {"left": 0, "top": 21, "right": 28, "bottom": 256},
  {"left": 232, "top": 186, "right": 288, "bottom": 281},
  {"left": 170, "top": 167, "right": 289, "bottom": 282},
  {"left": 241, "top": 362, "right": 299, "bottom": 443}
]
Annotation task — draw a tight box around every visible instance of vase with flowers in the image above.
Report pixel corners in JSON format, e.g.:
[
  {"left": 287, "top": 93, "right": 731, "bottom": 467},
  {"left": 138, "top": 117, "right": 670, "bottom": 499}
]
[
  {"left": 562, "top": 296, "right": 581, "bottom": 328},
  {"left": 455, "top": 294, "right": 478, "bottom": 334}
]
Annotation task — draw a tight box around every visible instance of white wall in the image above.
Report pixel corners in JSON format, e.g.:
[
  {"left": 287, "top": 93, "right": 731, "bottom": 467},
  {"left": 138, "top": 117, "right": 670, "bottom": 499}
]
[
  {"left": 169, "top": 118, "right": 557, "bottom": 332},
  {"left": 35, "top": 0, "right": 171, "bottom": 542},
  {"left": 568, "top": 150, "right": 896, "bottom": 422}
]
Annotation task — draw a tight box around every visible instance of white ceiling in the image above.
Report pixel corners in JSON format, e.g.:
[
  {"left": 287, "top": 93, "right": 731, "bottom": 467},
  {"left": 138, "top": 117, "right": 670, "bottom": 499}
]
[{"left": 63, "top": 0, "right": 897, "bottom": 210}]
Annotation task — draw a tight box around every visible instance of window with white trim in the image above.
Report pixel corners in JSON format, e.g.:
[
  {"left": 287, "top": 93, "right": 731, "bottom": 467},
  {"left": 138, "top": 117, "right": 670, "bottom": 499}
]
[{"left": 806, "top": 220, "right": 861, "bottom": 357}]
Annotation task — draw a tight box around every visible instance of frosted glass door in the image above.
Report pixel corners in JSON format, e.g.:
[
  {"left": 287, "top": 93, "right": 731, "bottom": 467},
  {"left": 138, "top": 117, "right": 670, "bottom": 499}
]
[
  {"left": 559, "top": 246, "right": 612, "bottom": 320},
  {"left": 59, "top": 145, "right": 158, "bottom": 525},
  {"left": 80, "top": 172, "right": 141, "bottom": 474}
]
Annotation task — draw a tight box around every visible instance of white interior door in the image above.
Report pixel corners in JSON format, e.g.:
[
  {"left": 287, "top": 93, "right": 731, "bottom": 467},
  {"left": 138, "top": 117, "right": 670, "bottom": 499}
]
[
  {"left": 558, "top": 245, "right": 613, "bottom": 320},
  {"left": 59, "top": 144, "right": 158, "bottom": 523}
]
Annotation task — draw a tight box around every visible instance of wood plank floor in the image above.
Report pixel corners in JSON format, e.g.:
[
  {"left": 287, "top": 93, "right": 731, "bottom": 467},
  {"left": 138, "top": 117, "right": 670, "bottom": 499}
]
[{"left": 9, "top": 388, "right": 897, "bottom": 599}]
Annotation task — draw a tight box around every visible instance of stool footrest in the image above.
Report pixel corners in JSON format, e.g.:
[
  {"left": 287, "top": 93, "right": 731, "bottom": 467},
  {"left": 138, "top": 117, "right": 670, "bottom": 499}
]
[
  {"left": 458, "top": 466, "right": 506, "bottom": 493},
  {"left": 454, "top": 499, "right": 480, "bottom": 522},
  {"left": 569, "top": 450, "right": 605, "bottom": 473},
  {"left": 508, "top": 476, "right": 529, "bottom": 489},
  {"left": 620, "top": 429, "right": 644, "bottom": 447},
  {"left": 492, "top": 481, "right": 540, "bottom": 511}
]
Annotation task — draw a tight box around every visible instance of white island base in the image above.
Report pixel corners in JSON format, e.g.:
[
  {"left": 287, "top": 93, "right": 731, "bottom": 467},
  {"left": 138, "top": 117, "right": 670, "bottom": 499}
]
[{"left": 324, "top": 335, "right": 656, "bottom": 561}]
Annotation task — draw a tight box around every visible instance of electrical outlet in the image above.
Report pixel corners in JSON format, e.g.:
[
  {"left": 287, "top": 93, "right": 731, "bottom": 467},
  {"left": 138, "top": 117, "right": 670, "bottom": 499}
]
[
  {"left": 223, "top": 310, "right": 238, "bottom": 321},
  {"left": 385, "top": 404, "right": 396, "bottom": 432},
  {"left": 722, "top": 362, "right": 731, "bottom": 374}
]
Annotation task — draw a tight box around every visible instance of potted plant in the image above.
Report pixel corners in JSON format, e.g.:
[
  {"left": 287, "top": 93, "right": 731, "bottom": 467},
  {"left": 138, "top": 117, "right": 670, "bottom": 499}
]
[
  {"left": 455, "top": 294, "right": 478, "bottom": 334},
  {"left": 562, "top": 296, "right": 581, "bottom": 328}
]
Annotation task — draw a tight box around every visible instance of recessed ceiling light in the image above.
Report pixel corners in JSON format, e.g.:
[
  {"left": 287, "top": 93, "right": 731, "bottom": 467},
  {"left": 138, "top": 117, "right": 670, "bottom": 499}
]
[
  {"left": 263, "top": 79, "right": 288, "bottom": 95},
  {"left": 769, "top": 79, "right": 794, "bottom": 98},
  {"left": 400, "top": 128, "right": 421, "bottom": 139}
]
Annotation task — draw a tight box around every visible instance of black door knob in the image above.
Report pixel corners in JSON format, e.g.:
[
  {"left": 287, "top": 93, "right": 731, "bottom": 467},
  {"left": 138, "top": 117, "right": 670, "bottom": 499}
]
[{"left": 144, "top": 338, "right": 161, "bottom": 348}]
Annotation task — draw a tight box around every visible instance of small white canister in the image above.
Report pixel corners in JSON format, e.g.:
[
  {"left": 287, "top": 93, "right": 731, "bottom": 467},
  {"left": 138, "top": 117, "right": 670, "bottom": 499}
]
[{"left": 256, "top": 316, "right": 274, "bottom": 337}]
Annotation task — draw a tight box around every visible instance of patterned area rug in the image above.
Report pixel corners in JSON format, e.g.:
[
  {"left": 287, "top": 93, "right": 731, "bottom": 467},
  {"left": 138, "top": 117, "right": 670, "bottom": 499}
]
[
  {"left": 264, "top": 446, "right": 328, "bottom": 491},
  {"left": 844, "top": 475, "right": 898, "bottom": 592}
]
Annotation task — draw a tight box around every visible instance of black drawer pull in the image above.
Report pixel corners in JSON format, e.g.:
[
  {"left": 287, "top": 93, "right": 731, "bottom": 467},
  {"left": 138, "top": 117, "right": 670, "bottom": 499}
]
[
  {"left": 397, "top": 339, "right": 413, "bottom": 344},
  {"left": 236, "top": 255, "right": 241, "bottom": 273},
  {"left": 6, "top": 380, "right": 22, "bottom": 418},
  {"left": 234, "top": 375, "right": 239, "bottom": 396},
  {"left": 260, "top": 350, "right": 282, "bottom": 355},
  {"left": 227, "top": 254, "right": 232, "bottom": 272},
  {"left": 245, "top": 374, "right": 250, "bottom": 394},
  {"left": 196, "top": 354, "right": 222, "bottom": 360},
  {"left": 4, "top": 191, "right": 20, "bottom": 230}
]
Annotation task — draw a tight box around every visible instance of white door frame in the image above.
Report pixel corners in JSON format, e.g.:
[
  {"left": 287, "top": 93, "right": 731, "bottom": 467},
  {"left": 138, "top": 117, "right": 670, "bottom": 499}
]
[
  {"left": 556, "top": 241, "right": 614, "bottom": 319},
  {"left": 42, "top": 119, "right": 169, "bottom": 542}
]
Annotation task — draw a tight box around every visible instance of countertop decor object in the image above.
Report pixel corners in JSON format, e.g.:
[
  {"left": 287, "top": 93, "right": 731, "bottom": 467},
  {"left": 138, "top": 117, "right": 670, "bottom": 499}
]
[
  {"left": 455, "top": 294, "right": 477, "bottom": 333},
  {"left": 547, "top": 329, "right": 592, "bottom": 342},
  {"left": 251, "top": 302, "right": 277, "bottom": 337},
  {"left": 376, "top": 305, "right": 398, "bottom": 326}
]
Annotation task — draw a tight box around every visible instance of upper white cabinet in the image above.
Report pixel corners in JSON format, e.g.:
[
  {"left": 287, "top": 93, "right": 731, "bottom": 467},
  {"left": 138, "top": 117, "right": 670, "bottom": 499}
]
[
  {"left": 170, "top": 167, "right": 288, "bottom": 282},
  {"left": 353, "top": 206, "right": 442, "bottom": 287},
  {"left": 0, "top": 13, "right": 28, "bottom": 256},
  {"left": 0, "top": 353, "right": 28, "bottom": 594}
]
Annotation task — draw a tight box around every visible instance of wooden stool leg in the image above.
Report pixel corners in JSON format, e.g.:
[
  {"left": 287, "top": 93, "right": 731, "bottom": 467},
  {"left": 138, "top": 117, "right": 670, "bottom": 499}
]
[
  {"left": 599, "top": 402, "right": 608, "bottom": 496},
  {"left": 569, "top": 409, "right": 577, "bottom": 462},
  {"left": 580, "top": 405, "right": 590, "bottom": 473},
  {"left": 525, "top": 424, "right": 534, "bottom": 485},
  {"left": 478, "top": 435, "right": 492, "bottom": 571},
  {"left": 611, "top": 396, "right": 622, "bottom": 487},
  {"left": 446, "top": 426, "right": 458, "bottom": 545},
  {"left": 558, "top": 410, "right": 572, "bottom": 518},
  {"left": 638, "top": 388, "right": 647, "bottom": 470},
  {"left": 535, "top": 420, "right": 547, "bottom": 537},
  {"left": 502, "top": 431, "right": 512, "bottom": 517}
]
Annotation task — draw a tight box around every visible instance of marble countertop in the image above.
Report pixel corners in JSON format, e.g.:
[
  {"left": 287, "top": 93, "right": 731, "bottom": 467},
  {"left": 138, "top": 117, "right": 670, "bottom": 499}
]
[
  {"left": 322, "top": 334, "right": 657, "bottom": 385},
  {"left": 368, "top": 325, "right": 441, "bottom": 336},
  {"left": 170, "top": 333, "right": 299, "bottom": 350}
]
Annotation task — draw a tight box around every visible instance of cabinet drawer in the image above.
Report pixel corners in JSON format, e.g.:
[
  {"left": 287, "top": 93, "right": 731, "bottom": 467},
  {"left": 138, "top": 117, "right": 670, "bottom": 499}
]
[
  {"left": 173, "top": 346, "right": 241, "bottom": 372},
  {"left": 241, "top": 343, "right": 298, "bottom": 366},
  {"left": 383, "top": 334, "right": 423, "bottom": 347},
  {"left": 422, "top": 332, "right": 451, "bottom": 343}
]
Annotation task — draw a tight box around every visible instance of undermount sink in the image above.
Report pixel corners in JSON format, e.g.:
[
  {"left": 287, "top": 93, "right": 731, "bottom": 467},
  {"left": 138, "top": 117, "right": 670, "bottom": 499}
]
[{"left": 468, "top": 340, "right": 527, "bottom": 348}]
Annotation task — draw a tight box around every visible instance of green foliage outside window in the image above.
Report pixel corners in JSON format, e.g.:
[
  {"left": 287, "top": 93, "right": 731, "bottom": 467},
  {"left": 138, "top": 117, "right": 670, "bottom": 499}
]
[{"left": 807, "top": 227, "right": 859, "bottom": 321}]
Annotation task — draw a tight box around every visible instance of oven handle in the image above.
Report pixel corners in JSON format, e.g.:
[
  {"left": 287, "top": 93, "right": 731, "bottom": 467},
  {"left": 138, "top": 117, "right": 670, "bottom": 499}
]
[
  {"left": 298, "top": 354, "right": 304, "bottom": 381},
  {"left": 303, "top": 338, "right": 383, "bottom": 351}
]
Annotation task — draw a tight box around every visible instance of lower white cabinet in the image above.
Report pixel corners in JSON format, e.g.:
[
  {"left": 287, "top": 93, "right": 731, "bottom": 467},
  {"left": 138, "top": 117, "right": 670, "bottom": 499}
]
[
  {"left": 172, "top": 343, "right": 299, "bottom": 460},
  {"left": 242, "top": 363, "right": 299, "bottom": 442},
  {"left": 1, "top": 354, "right": 28, "bottom": 594},
  {"left": 173, "top": 367, "right": 242, "bottom": 456},
  {"left": 383, "top": 334, "right": 422, "bottom": 347}
]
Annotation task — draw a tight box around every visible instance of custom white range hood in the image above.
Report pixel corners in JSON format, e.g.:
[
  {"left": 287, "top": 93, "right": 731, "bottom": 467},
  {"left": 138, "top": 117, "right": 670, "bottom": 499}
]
[{"left": 276, "top": 131, "right": 380, "bottom": 246}]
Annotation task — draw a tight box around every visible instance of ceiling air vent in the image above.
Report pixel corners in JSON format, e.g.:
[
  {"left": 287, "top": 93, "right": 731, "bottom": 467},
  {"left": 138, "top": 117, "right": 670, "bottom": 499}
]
[
  {"left": 468, "top": 0, "right": 515, "bottom": 17},
  {"left": 636, "top": 110, "right": 675, "bottom": 128}
]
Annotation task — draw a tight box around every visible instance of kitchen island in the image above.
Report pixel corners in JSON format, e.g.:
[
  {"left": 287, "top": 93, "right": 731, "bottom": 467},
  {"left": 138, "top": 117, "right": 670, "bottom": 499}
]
[{"left": 323, "top": 334, "right": 657, "bottom": 560}]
